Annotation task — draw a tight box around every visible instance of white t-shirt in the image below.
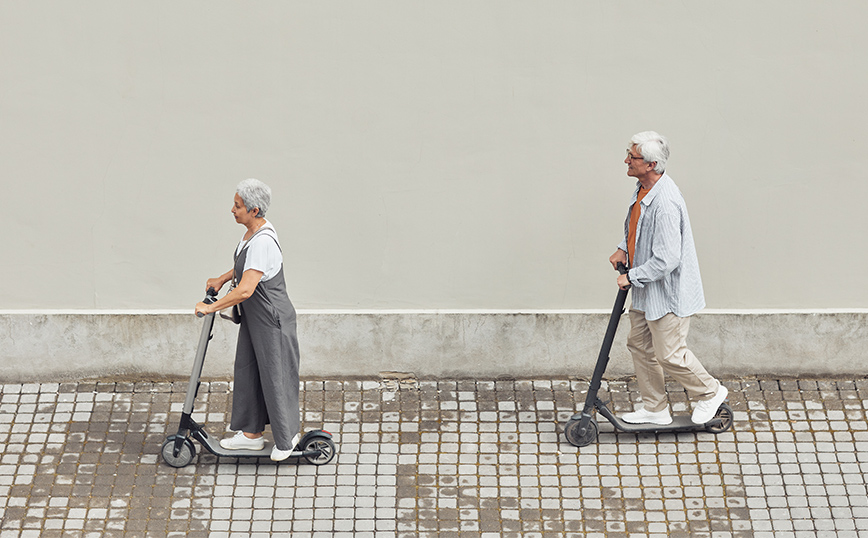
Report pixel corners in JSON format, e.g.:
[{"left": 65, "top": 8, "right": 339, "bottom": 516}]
[{"left": 235, "top": 221, "right": 283, "bottom": 282}]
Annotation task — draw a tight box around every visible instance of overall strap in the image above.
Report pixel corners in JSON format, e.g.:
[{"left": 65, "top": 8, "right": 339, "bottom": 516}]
[{"left": 233, "top": 227, "right": 282, "bottom": 285}]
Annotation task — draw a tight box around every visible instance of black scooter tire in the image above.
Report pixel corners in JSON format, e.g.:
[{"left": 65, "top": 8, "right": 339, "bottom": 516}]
[
  {"left": 705, "top": 403, "right": 734, "bottom": 434},
  {"left": 161, "top": 435, "right": 196, "bottom": 468},
  {"left": 564, "top": 417, "right": 598, "bottom": 448},
  {"left": 303, "top": 437, "right": 337, "bottom": 465}
]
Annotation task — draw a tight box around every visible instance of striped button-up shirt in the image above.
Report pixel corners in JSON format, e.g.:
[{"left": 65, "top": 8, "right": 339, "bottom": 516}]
[{"left": 617, "top": 173, "right": 705, "bottom": 321}]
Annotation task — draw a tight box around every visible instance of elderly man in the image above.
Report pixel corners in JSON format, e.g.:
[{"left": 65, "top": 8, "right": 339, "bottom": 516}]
[{"left": 609, "top": 131, "right": 727, "bottom": 425}]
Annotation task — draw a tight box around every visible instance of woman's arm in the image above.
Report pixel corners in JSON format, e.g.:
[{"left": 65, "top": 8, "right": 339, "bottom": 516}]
[
  {"left": 206, "top": 269, "right": 235, "bottom": 295},
  {"left": 195, "top": 269, "right": 263, "bottom": 316}
]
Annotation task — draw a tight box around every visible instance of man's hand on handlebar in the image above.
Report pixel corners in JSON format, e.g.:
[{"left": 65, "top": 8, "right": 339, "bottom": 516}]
[
  {"left": 609, "top": 249, "right": 627, "bottom": 270},
  {"left": 617, "top": 273, "right": 631, "bottom": 290},
  {"left": 610, "top": 250, "right": 630, "bottom": 290}
]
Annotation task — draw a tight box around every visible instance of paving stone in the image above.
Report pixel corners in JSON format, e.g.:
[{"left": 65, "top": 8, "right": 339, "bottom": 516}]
[{"left": 0, "top": 376, "right": 867, "bottom": 536}]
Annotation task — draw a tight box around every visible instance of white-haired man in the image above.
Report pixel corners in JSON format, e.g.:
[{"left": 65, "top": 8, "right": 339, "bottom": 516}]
[{"left": 609, "top": 131, "right": 727, "bottom": 425}]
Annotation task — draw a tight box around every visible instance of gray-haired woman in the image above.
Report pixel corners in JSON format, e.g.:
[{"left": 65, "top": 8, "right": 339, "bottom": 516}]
[{"left": 194, "top": 178, "right": 300, "bottom": 461}]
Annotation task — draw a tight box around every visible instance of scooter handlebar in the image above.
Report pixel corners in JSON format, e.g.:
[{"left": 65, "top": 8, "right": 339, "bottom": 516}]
[
  {"left": 196, "top": 288, "right": 219, "bottom": 318},
  {"left": 616, "top": 262, "right": 631, "bottom": 290}
]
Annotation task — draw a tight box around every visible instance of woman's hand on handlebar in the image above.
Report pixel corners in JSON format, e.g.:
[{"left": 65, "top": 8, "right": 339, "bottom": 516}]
[
  {"left": 206, "top": 277, "right": 226, "bottom": 294},
  {"left": 194, "top": 301, "right": 212, "bottom": 317}
]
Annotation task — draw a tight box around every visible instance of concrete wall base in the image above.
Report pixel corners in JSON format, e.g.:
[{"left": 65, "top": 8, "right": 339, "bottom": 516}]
[{"left": 1, "top": 311, "right": 865, "bottom": 383}]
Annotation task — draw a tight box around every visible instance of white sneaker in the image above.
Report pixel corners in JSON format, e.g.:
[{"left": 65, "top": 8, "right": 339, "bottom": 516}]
[
  {"left": 692, "top": 384, "right": 729, "bottom": 424},
  {"left": 219, "top": 431, "right": 266, "bottom": 451},
  {"left": 271, "top": 433, "right": 301, "bottom": 462},
  {"left": 621, "top": 405, "right": 672, "bottom": 425}
]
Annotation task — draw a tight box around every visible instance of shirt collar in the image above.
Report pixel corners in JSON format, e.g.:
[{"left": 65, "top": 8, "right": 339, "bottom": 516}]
[{"left": 633, "top": 173, "right": 669, "bottom": 205}]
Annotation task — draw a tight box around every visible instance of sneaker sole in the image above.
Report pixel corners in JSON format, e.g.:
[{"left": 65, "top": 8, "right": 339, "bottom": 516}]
[{"left": 220, "top": 441, "right": 266, "bottom": 451}]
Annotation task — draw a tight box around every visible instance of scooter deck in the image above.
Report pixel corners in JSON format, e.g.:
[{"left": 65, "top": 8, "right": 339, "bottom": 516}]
[
  {"left": 604, "top": 413, "right": 711, "bottom": 434},
  {"left": 595, "top": 402, "right": 723, "bottom": 433},
  {"left": 194, "top": 429, "right": 325, "bottom": 459}
]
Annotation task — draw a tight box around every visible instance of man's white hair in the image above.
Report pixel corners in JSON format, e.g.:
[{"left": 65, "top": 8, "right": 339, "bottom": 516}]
[
  {"left": 236, "top": 178, "right": 272, "bottom": 218},
  {"left": 630, "top": 131, "right": 670, "bottom": 174}
]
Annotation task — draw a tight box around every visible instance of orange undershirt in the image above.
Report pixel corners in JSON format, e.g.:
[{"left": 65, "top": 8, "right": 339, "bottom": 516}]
[{"left": 627, "top": 187, "right": 651, "bottom": 267}]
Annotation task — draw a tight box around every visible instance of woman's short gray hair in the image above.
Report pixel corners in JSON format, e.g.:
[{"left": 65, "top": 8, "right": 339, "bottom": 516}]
[
  {"left": 630, "top": 131, "right": 670, "bottom": 174},
  {"left": 236, "top": 178, "right": 271, "bottom": 218}
]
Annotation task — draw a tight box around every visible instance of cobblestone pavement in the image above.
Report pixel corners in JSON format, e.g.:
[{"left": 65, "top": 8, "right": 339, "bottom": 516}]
[{"left": 1, "top": 376, "right": 867, "bottom": 538}]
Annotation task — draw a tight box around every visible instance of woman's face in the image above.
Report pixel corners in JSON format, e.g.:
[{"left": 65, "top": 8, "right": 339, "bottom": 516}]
[{"left": 231, "top": 193, "right": 257, "bottom": 225}]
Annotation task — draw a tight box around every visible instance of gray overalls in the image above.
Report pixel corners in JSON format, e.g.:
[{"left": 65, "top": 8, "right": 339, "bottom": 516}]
[{"left": 230, "top": 230, "right": 300, "bottom": 450}]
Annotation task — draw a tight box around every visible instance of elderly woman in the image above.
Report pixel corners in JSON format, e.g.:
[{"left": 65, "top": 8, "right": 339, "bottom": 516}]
[{"left": 194, "top": 178, "right": 300, "bottom": 461}]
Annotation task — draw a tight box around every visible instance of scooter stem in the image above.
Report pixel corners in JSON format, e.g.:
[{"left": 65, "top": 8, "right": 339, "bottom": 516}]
[
  {"left": 183, "top": 292, "right": 217, "bottom": 416},
  {"left": 583, "top": 290, "right": 628, "bottom": 409},
  {"left": 580, "top": 265, "right": 630, "bottom": 417}
]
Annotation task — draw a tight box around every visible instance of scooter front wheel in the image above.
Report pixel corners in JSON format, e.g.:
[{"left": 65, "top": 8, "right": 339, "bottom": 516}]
[
  {"left": 564, "top": 417, "right": 598, "bottom": 448},
  {"left": 304, "top": 437, "right": 337, "bottom": 465},
  {"left": 705, "top": 403, "right": 734, "bottom": 434},
  {"left": 161, "top": 435, "right": 196, "bottom": 468}
]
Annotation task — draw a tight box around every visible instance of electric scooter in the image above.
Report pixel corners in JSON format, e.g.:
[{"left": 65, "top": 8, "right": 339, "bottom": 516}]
[
  {"left": 161, "top": 289, "right": 337, "bottom": 468},
  {"left": 563, "top": 263, "right": 733, "bottom": 447}
]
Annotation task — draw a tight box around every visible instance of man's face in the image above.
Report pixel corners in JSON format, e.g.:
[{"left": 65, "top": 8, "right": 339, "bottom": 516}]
[{"left": 625, "top": 145, "right": 654, "bottom": 179}]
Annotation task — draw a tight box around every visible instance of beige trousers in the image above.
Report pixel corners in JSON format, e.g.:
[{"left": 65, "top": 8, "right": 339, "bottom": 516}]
[{"left": 626, "top": 309, "right": 719, "bottom": 413}]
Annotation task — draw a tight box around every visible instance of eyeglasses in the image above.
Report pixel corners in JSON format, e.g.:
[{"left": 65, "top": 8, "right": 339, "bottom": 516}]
[{"left": 626, "top": 150, "right": 645, "bottom": 162}]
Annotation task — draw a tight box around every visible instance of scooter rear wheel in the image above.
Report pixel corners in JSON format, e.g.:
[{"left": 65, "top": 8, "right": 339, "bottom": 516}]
[
  {"left": 304, "top": 437, "right": 337, "bottom": 465},
  {"left": 161, "top": 435, "right": 196, "bottom": 468},
  {"left": 564, "top": 417, "right": 598, "bottom": 448},
  {"left": 705, "top": 403, "right": 734, "bottom": 434}
]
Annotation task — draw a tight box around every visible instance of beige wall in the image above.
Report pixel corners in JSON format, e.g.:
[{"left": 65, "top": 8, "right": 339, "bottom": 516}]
[{"left": 3, "top": 2, "right": 867, "bottom": 312}]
